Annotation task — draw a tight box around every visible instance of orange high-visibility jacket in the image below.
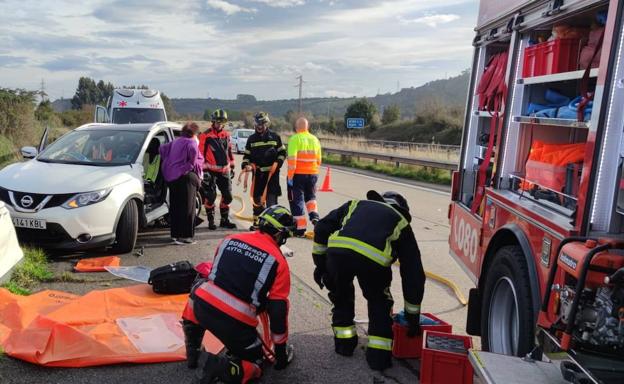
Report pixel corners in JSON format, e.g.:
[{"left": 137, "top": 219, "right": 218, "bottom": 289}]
[{"left": 287, "top": 130, "right": 322, "bottom": 179}]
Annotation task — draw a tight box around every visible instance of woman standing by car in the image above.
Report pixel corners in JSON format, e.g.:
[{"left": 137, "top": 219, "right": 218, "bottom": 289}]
[{"left": 160, "top": 122, "right": 204, "bottom": 244}]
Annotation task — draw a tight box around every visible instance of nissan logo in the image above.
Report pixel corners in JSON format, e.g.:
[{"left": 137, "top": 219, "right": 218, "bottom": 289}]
[{"left": 20, "top": 195, "right": 34, "bottom": 208}]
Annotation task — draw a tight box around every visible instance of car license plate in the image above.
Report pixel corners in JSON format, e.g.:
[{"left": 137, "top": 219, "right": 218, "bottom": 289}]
[{"left": 12, "top": 217, "right": 47, "bottom": 230}]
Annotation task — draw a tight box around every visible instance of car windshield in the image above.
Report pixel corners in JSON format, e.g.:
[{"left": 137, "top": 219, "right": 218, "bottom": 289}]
[
  {"left": 112, "top": 108, "right": 165, "bottom": 124},
  {"left": 237, "top": 130, "right": 253, "bottom": 138},
  {"left": 38, "top": 130, "right": 147, "bottom": 166}
]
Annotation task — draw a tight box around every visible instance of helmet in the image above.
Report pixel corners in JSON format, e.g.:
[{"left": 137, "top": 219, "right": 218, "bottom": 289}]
[
  {"left": 211, "top": 109, "right": 228, "bottom": 123},
  {"left": 257, "top": 205, "right": 295, "bottom": 245},
  {"left": 254, "top": 111, "right": 270, "bottom": 127},
  {"left": 366, "top": 190, "right": 411, "bottom": 222}
]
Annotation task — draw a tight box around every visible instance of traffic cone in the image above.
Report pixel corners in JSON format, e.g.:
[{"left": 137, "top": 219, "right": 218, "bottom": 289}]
[{"left": 319, "top": 167, "right": 334, "bottom": 192}]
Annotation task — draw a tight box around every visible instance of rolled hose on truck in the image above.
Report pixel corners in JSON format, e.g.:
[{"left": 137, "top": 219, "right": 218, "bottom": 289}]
[{"left": 229, "top": 193, "right": 467, "bottom": 306}]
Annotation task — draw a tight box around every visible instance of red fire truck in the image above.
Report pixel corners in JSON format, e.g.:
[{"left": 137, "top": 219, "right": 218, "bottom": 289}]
[{"left": 450, "top": 1, "right": 624, "bottom": 382}]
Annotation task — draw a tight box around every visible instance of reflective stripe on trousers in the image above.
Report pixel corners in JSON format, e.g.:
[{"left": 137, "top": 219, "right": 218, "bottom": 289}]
[
  {"left": 404, "top": 300, "right": 421, "bottom": 315},
  {"left": 271, "top": 332, "right": 288, "bottom": 344},
  {"left": 367, "top": 335, "right": 392, "bottom": 351},
  {"left": 333, "top": 325, "right": 357, "bottom": 339}
]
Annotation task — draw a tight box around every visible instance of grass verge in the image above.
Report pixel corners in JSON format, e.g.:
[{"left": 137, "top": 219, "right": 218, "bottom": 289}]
[
  {"left": 1, "top": 247, "right": 53, "bottom": 295},
  {"left": 323, "top": 153, "right": 451, "bottom": 185}
]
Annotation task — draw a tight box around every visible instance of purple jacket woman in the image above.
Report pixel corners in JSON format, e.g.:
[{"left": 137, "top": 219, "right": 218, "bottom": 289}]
[{"left": 160, "top": 122, "right": 204, "bottom": 244}]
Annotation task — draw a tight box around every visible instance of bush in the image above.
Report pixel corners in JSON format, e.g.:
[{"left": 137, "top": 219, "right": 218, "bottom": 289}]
[
  {"left": 59, "top": 105, "right": 94, "bottom": 128},
  {"left": 0, "top": 88, "right": 38, "bottom": 144}
]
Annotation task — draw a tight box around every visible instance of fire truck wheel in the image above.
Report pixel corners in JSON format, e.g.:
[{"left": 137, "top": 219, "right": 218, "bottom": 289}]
[{"left": 481, "top": 245, "right": 535, "bottom": 357}]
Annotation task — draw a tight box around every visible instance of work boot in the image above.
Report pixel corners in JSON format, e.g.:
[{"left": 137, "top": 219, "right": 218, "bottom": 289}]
[
  {"left": 365, "top": 348, "right": 392, "bottom": 371},
  {"left": 334, "top": 336, "right": 358, "bottom": 357},
  {"left": 206, "top": 209, "right": 217, "bottom": 231},
  {"left": 182, "top": 320, "right": 206, "bottom": 369},
  {"left": 221, "top": 356, "right": 262, "bottom": 384},
  {"left": 294, "top": 229, "right": 306, "bottom": 238},
  {"left": 220, "top": 217, "right": 236, "bottom": 229},
  {"left": 219, "top": 208, "right": 236, "bottom": 229},
  {"left": 193, "top": 351, "right": 228, "bottom": 384}
]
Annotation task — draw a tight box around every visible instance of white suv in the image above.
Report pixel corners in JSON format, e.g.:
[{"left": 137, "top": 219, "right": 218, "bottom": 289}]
[{"left": 0, "top": 122, "right": 186, "bottom": 253}]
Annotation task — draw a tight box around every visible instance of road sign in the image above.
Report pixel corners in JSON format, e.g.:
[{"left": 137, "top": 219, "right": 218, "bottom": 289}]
[{"left": 346, "top": 118, "right": 365, "bottom": 129}]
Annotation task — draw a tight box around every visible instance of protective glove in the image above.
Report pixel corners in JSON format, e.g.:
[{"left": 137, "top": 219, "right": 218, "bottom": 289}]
[
  {"left": 287, "top": 178, "right": 294, "bottom": 188},
  {"left": 405, "top": 313, "right": 421, "bottom": 338},
  {"left": 313, "top": 266, "right": 327, "bottom": 290},
  {"left": 273, "top": 343, "right": 294, "bottom": 370}
]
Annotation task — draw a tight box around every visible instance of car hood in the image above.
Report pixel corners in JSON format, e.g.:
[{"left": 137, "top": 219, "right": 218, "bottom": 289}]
[{"left": 0, "top": 160, "right": 135, "bottom": 194}]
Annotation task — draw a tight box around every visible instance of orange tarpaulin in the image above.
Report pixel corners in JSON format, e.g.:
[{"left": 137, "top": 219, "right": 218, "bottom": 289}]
[
  {"left": 0, "top": 284, "right": 223, "bottom": 367},
  {"left": 74, "top": 256, "right": 121, "bottom": 272},
  {"left": 528, "top": 141, "right": 586, "bottom": 165}
]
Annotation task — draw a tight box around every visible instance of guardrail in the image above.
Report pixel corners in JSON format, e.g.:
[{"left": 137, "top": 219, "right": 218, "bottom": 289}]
[{"left": 323, "top": 147, "right": 458, "bottom": 173}]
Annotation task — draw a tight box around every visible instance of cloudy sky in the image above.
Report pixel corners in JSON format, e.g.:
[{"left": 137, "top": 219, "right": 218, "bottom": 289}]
[{"left": 0, "top": 0, "right": 478, "bottom": 100}]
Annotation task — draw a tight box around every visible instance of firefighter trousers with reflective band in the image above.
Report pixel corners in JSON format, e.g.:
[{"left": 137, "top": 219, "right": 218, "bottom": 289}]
[
  {"left": 288, "top": 174, "right": 319, "bottom": 231},
  {"left": 190, "top": 297, "right": 262, "bottom": 383},
  {"left": 325, "top": 248, "right": 394, "bottom": 370},
  {"left": 200, "top": 171, "right": 233, "bottom": 215},
  {"left": 252, "top": 169, "right": 281, "bottom": 217}
]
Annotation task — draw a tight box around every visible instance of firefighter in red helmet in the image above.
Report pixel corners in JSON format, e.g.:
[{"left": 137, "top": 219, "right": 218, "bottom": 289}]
[{"left": 182, "top": 205, "right": 295, "bottom": 383}]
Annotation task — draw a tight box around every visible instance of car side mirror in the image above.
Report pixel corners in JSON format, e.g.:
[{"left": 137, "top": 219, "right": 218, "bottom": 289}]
[{"left": 21, "top": 146, "right": 38, "bottom": 159}]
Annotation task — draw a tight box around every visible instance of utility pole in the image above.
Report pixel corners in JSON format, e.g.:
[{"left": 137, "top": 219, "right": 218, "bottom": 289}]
[
  {"left": 39, "top": 78, "right": 48, "bottom": 103},
  {"left": 295, "top": 75, "right": 305, "bottom": 115}
]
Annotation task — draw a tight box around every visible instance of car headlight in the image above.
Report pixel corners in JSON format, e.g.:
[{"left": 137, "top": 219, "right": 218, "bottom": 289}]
[{"left": 63, "top": 188, "right": 112, "bottom": 209}]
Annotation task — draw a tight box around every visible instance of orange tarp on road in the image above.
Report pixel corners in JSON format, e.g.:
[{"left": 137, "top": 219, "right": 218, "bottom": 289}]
[
  {"left": 0, "top": 284, "right": 223, "bottom": 367},
  {"left": 74, "top": 256, "right": 121, "bottom": 272}
]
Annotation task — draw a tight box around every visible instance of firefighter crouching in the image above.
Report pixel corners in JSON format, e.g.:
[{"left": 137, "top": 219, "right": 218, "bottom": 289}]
[
  {"left": 182, "top": 206, "right": 295, "bottom": 383},
  {"left": 313, "top": 191, "right": 425, "bottom": 371},
  {"left": 241, "top": 112, "right": 287, "bottom": 230},
  {"left": 198, "top": 109, "right": 237, "bottom": 230},
  {"left": 287, "top": 117, "right": 322, "bottom": 236}
]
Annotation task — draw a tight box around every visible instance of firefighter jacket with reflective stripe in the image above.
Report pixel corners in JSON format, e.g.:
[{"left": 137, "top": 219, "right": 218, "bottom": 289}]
[
  {"left": 199, "top": 128, "right": 235, "bottom": 174},
  {"left": 287, "top": 130, "right": 322, "bottom": 179},
  {"left": 241, "top": 131, "right": 286, "bottom": 171},
  {"left": 193, "top": 232, "right": 290, "bottom": 343},
  {"left": 314, "top": 199, "right": 425, "bottom": 312}
]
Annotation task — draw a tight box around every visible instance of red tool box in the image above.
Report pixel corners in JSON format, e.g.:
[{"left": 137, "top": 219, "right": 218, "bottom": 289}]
[
  {"left": 420, "top": 330, "right": 474, "bottom": 384},
  {"left": 522, "top": 39, "right": 581, "bottom": 78},
  {"left": 392, "top": 313, "right": 452, "bottom": 359}
]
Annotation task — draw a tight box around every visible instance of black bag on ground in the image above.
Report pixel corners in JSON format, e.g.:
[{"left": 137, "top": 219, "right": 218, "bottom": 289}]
[{"left": 148, "top": 261, "right": 198, "bottom": 294}]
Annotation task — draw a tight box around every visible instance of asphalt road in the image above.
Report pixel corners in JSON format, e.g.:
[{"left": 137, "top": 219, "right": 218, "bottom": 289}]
[{"left": 0, "top": 159, "right": 476, "bottom": 384}]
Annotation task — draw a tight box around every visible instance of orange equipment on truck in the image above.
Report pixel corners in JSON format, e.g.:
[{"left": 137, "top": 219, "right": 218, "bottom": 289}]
[{"left": 449, "top": 1, "right": 624, "bottom": 383}]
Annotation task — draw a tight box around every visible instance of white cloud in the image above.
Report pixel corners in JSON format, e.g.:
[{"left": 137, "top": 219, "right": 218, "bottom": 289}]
[
  {"left": 247, "top": 0, "right": 305, "bottom": 7},
  {"left": 206, "top": 0, "right": 256, "bottom": 15},
  {"left": 401, "top": 14, "right": 461, "bottom": 27}
]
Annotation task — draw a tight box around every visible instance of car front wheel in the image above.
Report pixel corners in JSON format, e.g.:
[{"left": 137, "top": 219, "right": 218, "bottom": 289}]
[{"left": 112, "top": 199, "right": 139, "bottom": 254}]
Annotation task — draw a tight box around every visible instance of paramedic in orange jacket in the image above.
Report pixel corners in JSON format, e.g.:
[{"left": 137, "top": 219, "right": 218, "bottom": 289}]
[
  {"left": 287, "top": 117, "right": 322, "bottom": 236},
  {"left": 182, "top": 206, "right": 295, "bottom": 384}
]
